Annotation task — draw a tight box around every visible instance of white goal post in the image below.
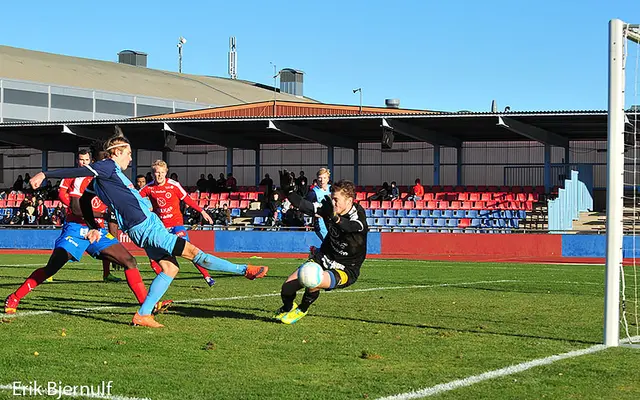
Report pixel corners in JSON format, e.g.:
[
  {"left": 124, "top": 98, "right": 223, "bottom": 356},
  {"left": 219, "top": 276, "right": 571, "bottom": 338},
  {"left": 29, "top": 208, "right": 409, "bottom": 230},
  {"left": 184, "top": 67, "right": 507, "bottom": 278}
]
[{"left": 605, "top": 19, "right": 640, "bottom": 347}]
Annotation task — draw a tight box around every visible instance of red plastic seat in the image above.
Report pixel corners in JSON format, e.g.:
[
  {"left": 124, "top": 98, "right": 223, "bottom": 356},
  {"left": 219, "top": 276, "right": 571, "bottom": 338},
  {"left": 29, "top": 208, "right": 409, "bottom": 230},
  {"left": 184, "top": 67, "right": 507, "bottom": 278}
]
[
  {"left": 449, "top": 201, "right": 461, "bottom": 209},
  {"left": 415, "top": 200, "right": 425, "bottom": 209},
  {"left": 457, "top": 192, "right": 469, "bottom": 201},
  {"left": 248, "top": 192, "right": 259, "bottom": 201},
  {"left": 359, "top": 200, "right": 369, "bottom": 208},
  {"left": 426, "top": 201, "right": 437, "bottom": 209},
  {"left": 458, "top": 218, "right": 470, "bottom": 228},
  {"left": 381, "top": 201, "right": 392, "bottom": 209},
  {"left": 437, "top": 201, "right": 449, "bottom": 210},
  {"left": 219, "top": 193, "right": 229, "bottom": 200},
  {"left": 391, "top": 201, "right": 403, "bottom": 210},
  {"left": 356, "top": 192, "right": 366, "bottom": 201},
  {"left": 472, "top": 201, "right": 485, "bottom": 210},
  {"left": 369, "top": 201, "right": 380, "bottom": 209},
  {"left": 229, "top": 200, "right": 240, "bottom": 208},
  {"left": 403, "top": 201, "right": 414, "bottom": 209},
  {"left": 189, "top": 192, "right": 198, "bottom": 200},
  {"left": 469, "top": 193, "right": 480, "bottom": 202},
  {"left": 207, "top": 200, "right": 218, "bottom": 208},
  {"left": 461, "top": 201, "right": 473, "bottom": 209},
  {"left": 423, "top": 193, "right": 435, "bottom": 201},
  {"left": 230, "top": 192, "right": 240, "bottom": 200}
]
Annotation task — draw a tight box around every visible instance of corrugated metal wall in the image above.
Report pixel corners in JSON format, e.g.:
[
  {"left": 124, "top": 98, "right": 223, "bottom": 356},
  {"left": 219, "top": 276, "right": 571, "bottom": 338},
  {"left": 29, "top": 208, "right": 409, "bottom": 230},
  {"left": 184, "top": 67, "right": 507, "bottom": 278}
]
[{"left": 0, "top": 140, "right": 616, "bottom": 188}]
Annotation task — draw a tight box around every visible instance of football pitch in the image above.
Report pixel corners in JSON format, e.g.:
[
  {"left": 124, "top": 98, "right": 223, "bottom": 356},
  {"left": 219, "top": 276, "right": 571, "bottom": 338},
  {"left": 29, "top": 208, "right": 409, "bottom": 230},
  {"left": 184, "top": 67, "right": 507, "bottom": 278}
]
[{"left": 1, "top": 254, "right": 640, "bottom": 399}]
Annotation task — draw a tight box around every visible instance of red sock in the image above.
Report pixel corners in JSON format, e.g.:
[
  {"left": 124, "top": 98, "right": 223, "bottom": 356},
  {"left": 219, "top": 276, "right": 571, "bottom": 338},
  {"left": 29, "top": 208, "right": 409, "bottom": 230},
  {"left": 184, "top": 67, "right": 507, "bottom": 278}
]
[
  {"left": 15, "top": 268, "right": 49, "bottom": 300},
  {"left": 102, "top": 259, "right": 111, "bottom": 278},
  {"left": 149, "top": 259, "right": 162, "bottom": 275},
  {"left": 195, "top": 264, "right": 211, "bottom": 279},
  {"left": 124, "top": 269, "right": 148, "bottom": 304}
]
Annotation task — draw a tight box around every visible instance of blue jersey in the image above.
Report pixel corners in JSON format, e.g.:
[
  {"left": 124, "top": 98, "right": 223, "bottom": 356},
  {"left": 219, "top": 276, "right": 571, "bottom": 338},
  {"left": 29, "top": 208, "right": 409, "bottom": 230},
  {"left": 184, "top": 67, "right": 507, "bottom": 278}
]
[
  {"left": 307, "top": 185, "right": 331, "bottom": 239},
  {"left": 45, "top": 159, "right": 153, "bottom": 231}
]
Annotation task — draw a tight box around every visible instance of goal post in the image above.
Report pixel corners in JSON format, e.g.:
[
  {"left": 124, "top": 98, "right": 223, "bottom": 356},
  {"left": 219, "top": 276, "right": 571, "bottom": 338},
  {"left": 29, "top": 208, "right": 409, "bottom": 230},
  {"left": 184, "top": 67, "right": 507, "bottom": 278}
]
[{"left": 605, "top": 19, "right": 640, "bottom": 347}]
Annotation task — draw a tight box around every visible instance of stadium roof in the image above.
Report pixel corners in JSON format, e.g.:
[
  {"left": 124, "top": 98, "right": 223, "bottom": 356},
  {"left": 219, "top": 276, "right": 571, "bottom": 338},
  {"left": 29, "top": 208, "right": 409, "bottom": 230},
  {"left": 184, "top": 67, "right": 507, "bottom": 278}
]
[
  {"left": 0, "top": 101, "right": 610, "bottom": 152},
  {"left": 0, "top": 45, "right": 316, "bottom": 105}
]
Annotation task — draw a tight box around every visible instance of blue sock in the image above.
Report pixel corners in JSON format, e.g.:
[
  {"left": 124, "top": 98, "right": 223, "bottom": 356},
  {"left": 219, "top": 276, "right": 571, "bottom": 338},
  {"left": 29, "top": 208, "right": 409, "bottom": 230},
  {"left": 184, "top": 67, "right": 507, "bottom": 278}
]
[
  {"left": 193, "top": 251, "right": 246, "bottom": 275},
  {"left": 138, "top": 272, "right": 173, "bottom": 316}
]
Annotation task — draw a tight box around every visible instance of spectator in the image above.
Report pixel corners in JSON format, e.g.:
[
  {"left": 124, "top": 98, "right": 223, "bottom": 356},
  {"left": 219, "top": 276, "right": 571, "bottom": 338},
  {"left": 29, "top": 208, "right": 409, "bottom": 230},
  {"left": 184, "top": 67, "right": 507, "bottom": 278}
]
[
  {"left": 207, "top": 173, "right": 217, "bottom": 193},
  {"left": 283, "top": 205, "right": 305, "bottom": 228},
  {"left": 407, "top": 178, "right": 424, "bottom": 201},
  {"left": 35, "top": 198, "right": 50, "bottom": 225},
  {"left": 135, "top": 175, "right": 147, "bottom": 190},
  {"left": 369, "top": 182, "right": 391, "bottom": 201},
  {"left": 169, "top": 172, "right": 179, "bottom": 182},
  {"left": 216, "top": 173, "right": 226, "bottom": 190},
  {"left": 13, "top": 175, "right": 24, "bottom": 192},
  {"left": 310, "top": 178, "right": 318, "bottom": 190},
  {"left": 266, "top": 192, "right": 283, "bottom": 227},
  {"left": 196, "top": 174, "right": 208, "bottom": 193},
  {"left": 9, "top": 210, "right": 24, "bottom": 225},
  {"left": 23, "top": 173, "right": 32, "bottom": 192},
  {"left": 145, "top": 172, "right": 153, "bottom": 184},
  {"left": 226, "top": 173, "right": 237, "bottom": 192},
  {"left": 296, "top": 171, "right": 309, "bottom": 198},
  {"left": 219, "top": 203, "right": 232, "bottom": 226},
  {"left": 390, "top": 181, "right": 400, "bottom": 201},
  {"left": 51, "top": 203, "right": 65, "bottom": 226},
  {"left": 260, "top": 173, "right": 274, "bottom": 195},
  {"left": 25, "top": 196, "right": 37, "bottom": 224}
]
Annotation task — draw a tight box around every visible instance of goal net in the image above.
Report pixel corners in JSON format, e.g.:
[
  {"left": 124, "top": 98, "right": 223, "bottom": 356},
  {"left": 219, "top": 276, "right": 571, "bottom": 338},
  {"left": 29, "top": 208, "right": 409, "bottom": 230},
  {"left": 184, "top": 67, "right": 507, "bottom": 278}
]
[{"left": 605, "top": 19, "right": 640, "bottom": 347}]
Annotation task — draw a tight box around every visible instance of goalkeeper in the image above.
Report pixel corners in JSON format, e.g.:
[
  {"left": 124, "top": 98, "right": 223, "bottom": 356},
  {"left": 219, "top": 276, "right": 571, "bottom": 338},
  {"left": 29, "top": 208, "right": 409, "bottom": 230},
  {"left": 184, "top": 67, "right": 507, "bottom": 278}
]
[{"left": 273, "top": 170, "right": 369, "bottom": 324}]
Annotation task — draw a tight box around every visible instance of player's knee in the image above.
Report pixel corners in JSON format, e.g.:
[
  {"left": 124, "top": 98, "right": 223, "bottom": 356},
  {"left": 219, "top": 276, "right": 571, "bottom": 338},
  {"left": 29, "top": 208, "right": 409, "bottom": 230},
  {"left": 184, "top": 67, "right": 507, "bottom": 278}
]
[{"left": 122, "top": 254, "right": 138, "bottom": 270}]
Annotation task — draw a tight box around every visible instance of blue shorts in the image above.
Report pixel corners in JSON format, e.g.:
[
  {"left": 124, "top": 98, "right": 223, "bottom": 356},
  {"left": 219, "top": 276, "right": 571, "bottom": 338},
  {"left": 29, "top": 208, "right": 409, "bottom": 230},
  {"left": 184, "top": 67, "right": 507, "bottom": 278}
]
[
  {"left": 54, "top": 222, "right": 118, "bottom": 262},
  {"left": 127, "top": 213, "right": 179, "bottom": 262},
  {"left": 168, "top": 226, "right": 190, "bottom": 242}
]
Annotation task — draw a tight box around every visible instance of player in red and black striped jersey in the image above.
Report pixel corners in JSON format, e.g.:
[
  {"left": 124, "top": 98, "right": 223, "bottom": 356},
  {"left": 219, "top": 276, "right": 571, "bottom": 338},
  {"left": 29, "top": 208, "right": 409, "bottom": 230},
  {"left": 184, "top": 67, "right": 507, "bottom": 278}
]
[
  {"left": 139, "top": 160, "right": 216, "bottom": 287},
  {"left": 273, "top": 172, "right": 369, "bottom": 324}
]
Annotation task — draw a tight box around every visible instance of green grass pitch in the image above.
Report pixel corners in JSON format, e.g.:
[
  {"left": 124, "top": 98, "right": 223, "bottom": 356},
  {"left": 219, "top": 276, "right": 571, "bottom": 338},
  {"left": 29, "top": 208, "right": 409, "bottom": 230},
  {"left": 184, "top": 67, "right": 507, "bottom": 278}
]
[{"left": 1, "top": 254, "right": 639, "bottom": 399}]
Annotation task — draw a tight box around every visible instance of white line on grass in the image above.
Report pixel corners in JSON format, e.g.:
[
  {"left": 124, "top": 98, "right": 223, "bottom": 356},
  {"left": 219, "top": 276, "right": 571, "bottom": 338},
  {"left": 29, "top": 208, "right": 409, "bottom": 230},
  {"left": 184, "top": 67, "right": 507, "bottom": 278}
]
[
  {"left": 0, "top": 280, "right": 514, "bottom": 319},
  {"left": 0, "top": 383, "right": 151, "bottom": 400},
  {"left": 376, "top": 335, "right": 640, "bottom": 400}
]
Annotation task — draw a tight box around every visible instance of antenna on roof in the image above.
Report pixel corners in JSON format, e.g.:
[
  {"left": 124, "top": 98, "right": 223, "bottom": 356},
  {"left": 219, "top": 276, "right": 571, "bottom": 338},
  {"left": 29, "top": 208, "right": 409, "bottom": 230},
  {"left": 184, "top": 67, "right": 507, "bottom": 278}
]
[
  {"left": 177, "top": 36, "right": 187, "bottom": 73},
  {"left": 228, "top": 37, "right": 237, "bottom": 80},
  {"left": 491, "top": 100, "right": 497, "bottom": 113}
]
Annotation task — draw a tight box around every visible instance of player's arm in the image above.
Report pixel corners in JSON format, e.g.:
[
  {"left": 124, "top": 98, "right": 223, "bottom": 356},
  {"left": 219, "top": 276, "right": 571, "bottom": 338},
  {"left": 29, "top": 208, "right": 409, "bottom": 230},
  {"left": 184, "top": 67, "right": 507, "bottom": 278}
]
[
  {"left": 78, "top": 190, "right": 101, "bottom": 230},
  {"left": 30, "top": 160, "right": 113, "bottom": 189},
  {"left": 58, "top": 180, "right": 71, "bottom": 207},
  {"left": 285, "top": 192, "right": 317, "bottom": 216},
  {"left": 333, "top": 213, "right": 365, "bottom": 232},
  {"left": 176, "top": 182, "right": 213, "bottom": 224}
]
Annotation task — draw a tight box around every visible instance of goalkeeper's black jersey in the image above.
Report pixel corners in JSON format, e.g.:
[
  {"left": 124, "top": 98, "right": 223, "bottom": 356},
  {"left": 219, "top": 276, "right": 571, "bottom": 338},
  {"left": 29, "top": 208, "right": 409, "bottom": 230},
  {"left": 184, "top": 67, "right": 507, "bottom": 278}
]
[{"left": 319, "top": 203, "right": 369, "bottom": 275}]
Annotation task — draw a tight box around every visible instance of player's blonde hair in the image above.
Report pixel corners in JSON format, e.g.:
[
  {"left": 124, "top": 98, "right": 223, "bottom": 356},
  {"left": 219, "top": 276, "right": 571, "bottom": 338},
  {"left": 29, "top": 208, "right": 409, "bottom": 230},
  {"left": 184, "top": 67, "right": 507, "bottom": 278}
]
[
  {"left": 151, "top": 160, "right": 168, "bottom": 171},
  {"left": 317, "top": 168, "right": 331, "bottom": 177}
]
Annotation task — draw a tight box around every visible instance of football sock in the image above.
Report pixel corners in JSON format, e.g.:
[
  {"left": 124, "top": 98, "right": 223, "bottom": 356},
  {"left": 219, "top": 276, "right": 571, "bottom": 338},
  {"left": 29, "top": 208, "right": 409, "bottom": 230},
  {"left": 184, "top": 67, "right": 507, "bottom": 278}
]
[
  {"left": 281, "top": 292, "right": 296, "bottom": 312},
  {"left": 125, "top": 269, "right": 148, "bottom": 304},
  {"left": 193, "top": 251, "right": 246, "bottom": 275},
  {"left": 138, "top": 272, "right": 173, "bottom": 316},
  {"left": 15, "top": 268, "right": 49, "bottom": 300},
  {"left": 194, "top": 263, "right": 212, "bottom": 279},
  {"left": 149, "top": 259, "right": 162, "bottom": 275},
  {"left": 298, "top": 290, "right": 320, "bottom": 312}
]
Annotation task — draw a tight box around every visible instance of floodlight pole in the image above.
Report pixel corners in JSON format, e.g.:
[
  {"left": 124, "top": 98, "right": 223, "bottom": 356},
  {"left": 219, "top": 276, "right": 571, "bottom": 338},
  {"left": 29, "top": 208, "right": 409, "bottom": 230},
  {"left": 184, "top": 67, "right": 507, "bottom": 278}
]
[
  {"left": 353, "top": 88, "right": 362, "bottom": 114},
  {"left": 604, "top": 18, "right": 625, "bottom": 347}
]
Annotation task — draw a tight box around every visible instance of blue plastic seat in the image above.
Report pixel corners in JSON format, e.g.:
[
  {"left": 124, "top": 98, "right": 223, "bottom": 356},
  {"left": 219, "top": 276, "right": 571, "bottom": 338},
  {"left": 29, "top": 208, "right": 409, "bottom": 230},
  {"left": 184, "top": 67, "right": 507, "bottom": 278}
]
[
  {"left": 408, "top": 209, "right": 419, "bottom": 217},
  {"left": 366, "top": 217, "right": 375, "bottom": 226},
  {"left": 466, "top": 210, "right": 479, "bottom": 218},
  {"left": 396, "top": 209, "right": 408, "bottom": 218},
  {"left": 365, "top": 209, "right": 373, "bottom": 217},
  {"left": 410, "top": 218, "right": 421, "bottom": 227},
  {"left": 518, "top": 210, "right": 527, "bottom": 219},
  {"left": 478, "top": 209, "right": 490, "bottom": 218},
  {"left": 430, "top": 210, "right": 442, "bottom": 218},
  {"left": 374, "top": 209, "right": 385, "bottom": 217},
  {"left": 387, "top": 218, "right": 399, "bottom": 226},
  {"left": 434, "top": 218, "right": 446, "bottom": 227},
  {"left": 447, "top": 218, "right": 459, "bottom": 227},
  {"left": 443, "top": 210, "right": 454, "bottom": 218},
  {"left": 253, "top": 216, "right": 264, "bottom": 225},
  {"left": 384, "top": 209, "right": 396, "bottom": 217},
  {"left": 511, "top": 218, "right": 520, "bottom": 228},
  {"left": 419, "top": 210, "right": 430, "bottom": 218},
  {"left": 398, "top": 217, "right": 411, "bottom": 226},
  {"left": 421, "top": 218, "right": 433, "bottom": 227},
  {"left": 374, "top": 218, "right": 384, "bottom": 226},
  {"left": 231, "top": 208, "right": 241, "bottom": 217},
  {"left": 453, "top": 210, "right": 465, "bottom": 218},
  {"left": 471, "top": 218, "right": 482, "bottom": 227}
]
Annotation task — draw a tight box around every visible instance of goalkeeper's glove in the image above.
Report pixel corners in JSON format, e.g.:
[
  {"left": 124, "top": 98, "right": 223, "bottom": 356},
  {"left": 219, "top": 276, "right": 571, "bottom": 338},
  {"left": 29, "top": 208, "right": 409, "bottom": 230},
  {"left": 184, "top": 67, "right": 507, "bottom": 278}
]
[
  {"left": 278, "top": 170, "right": 296, "bottom": 195},
  {"left": 317, "top": 195, "right": 338, "bottom": 222}
]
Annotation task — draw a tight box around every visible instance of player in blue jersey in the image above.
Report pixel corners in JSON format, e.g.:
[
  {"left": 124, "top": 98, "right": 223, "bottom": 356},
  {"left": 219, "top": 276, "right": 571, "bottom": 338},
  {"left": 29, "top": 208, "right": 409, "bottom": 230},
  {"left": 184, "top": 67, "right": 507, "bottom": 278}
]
[
  {"left": 306, "top": 168, "right": 332, "bottom": 240},
  {"left": 29, "top": 128, "right": 268, "bottom": 328}
]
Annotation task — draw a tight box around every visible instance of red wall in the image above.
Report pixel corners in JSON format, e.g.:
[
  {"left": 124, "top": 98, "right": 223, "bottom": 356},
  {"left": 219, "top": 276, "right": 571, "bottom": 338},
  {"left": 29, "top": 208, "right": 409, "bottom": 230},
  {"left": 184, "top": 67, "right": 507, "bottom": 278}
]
[{"left": 381, "top": 233, "right": 562, "bottom": 259}]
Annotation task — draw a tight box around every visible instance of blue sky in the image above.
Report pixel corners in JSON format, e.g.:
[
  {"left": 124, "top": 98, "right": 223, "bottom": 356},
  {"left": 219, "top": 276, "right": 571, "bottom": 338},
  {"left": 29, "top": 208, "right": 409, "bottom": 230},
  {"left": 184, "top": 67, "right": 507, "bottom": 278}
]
[{"left": 0, "top": 0, "right": 638, "bottom": 111}]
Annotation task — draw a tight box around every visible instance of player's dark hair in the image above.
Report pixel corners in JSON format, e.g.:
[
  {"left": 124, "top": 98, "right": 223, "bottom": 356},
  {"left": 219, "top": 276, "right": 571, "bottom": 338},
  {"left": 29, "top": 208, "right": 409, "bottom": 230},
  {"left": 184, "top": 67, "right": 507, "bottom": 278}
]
[
  {"left": 104, "top": 125, "right": 131, "bottom": 156},
  {"left": 332, "top": 180, "right": 356, "bottom": 200},
  {"left": 78, "top": 149, "right": 91, "bottom": 156},
  {"left": 89, "top": 139, "right": 107, "bottom": 161},
  {"left": 136, "top": 174, "right": 146, "bottom": 180}
]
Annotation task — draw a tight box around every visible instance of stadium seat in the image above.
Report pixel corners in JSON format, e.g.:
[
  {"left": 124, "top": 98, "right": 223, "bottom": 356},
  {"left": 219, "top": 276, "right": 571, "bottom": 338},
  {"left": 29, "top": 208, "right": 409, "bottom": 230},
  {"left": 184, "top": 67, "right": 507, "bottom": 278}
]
[
  {"left": 369, "top": 201, "right": 380, "bottom": 209},
  {"left": 219, "top": 193, "right": 229, "bottom": 200},
  {"left": 453, "top": 185, "right": 465, "bottom": 192},
  {"left": 481, "top": 193, "right": 492, "bottom": 201},
  {"left": 427, "top": 201, "right": 437, "bottom": 209},
  {"left": 419, "top": 209, "right": 430, "bottom": 218},
  {"left": 443, "top": 210, "right": 454, "bottom": 218},
  {"left": 410, "top": 218, "right": 421, "bottom": 227},
  {"left": 365, "top": 209, "right": 373, "bottom": 217},
  {"left": 374, "top": 209, "right": 385, "bottom": 217},
  {"left": 403, "top": 201, "right": 414, "bottom": 209},
  {"left": 408, "top": 209, "right": 419, "bottom": 217},
  {"left": 423, "top": 193, "right": 434, "bottom": 201},
  {"left": 458, "top": 218, "right": 470, "bottom": 228},
  {"left": 518, "top": 210, "right": 527, "bottom": 219},
  {"left": 356, "top": 192, "right": 366, "bottom": 201},
  {"left": 434, "top": 218, "right": 446, "bottom": 227},
  {"left": 470, "top": 218, "right": 482, "bottom": 227},
  {"left": 430, "top": 209, "right": 442, "bottom": 218},
  {"left": 381, "top": 201, "right": 392, "bottom": 209},
  {"left": 446, "top": 218, "right": 458, "bottom": 227},
  {"left": 229, "top": 200, "right": 240, "bottom": 208},
  {"left": 198, "top": 200, "right": 208, "bottom": 208},
  {"left": 231, "top": 208, "right": 241, "bottom": 217},
  {"left": 210, "top": 193, "right": 220, "bottom": 201},
  {"left": 383, "top": 209, "right": 395, "bottom": 217},
  {"left": 229, "top": 192, "right": 240, "bottom": 200},
  {"left": 391, "top": 201, "right": 403, "bottom": 210},
  {"left": 511, "top": 218, "right": 520, "bottom": 228},
  {"left": 478, "top": 209, "right": 490, "bottom": 218},
  {"left": 0, "top": 200, "right": 6, "bottom": 208},
  {"left": 457, "top": 193, "right": 469, "bottom": 201},
  {"left": 392, "top": 227, "right": 404, "bottom": 232},
  {"left": 414, "top": 200, "right": 426, "bottom": 209},
  {"left": 387, "top": 218, "right": 399, "bottom": 226},
  {"left": 207, "top": 200, "right": 217, "bottom": 208},
  {"left": 239, "top": 200, "right": 250, "bottom": 209},
  {"left": 453, "top": 210, "right": 465, "bottom": 218},
  {"left": 399, "top": 218, "right": 411, "bottom": 227},
  {"left": 437, "top": 202, "right": 448, "bottom": 210},
  {"left": 373, "top": 218, "right": 384, "bottom": 226},
  {"left": 469, "top": 193, "right": 480, "bottom": 202},
  {"left": 396, "top": 210, "right": 408, "bottom": 218},
  {"left": 366, "top": 217, "right": 375, "bottom": 226},
  {"left": 476, "top": 185, "right": 487, "bottom": 192},
  {"left": 358, "top": 200, "right": 368, "bottom": 208},
  {"left": 189, "top": 192, "right": 198, "bottom": 200},
  {"left": 253, "top": 217, "right": 265, "bottom": 225},
  {"left": 421, "top": 218, "right": 433, "bottom": 227}
]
